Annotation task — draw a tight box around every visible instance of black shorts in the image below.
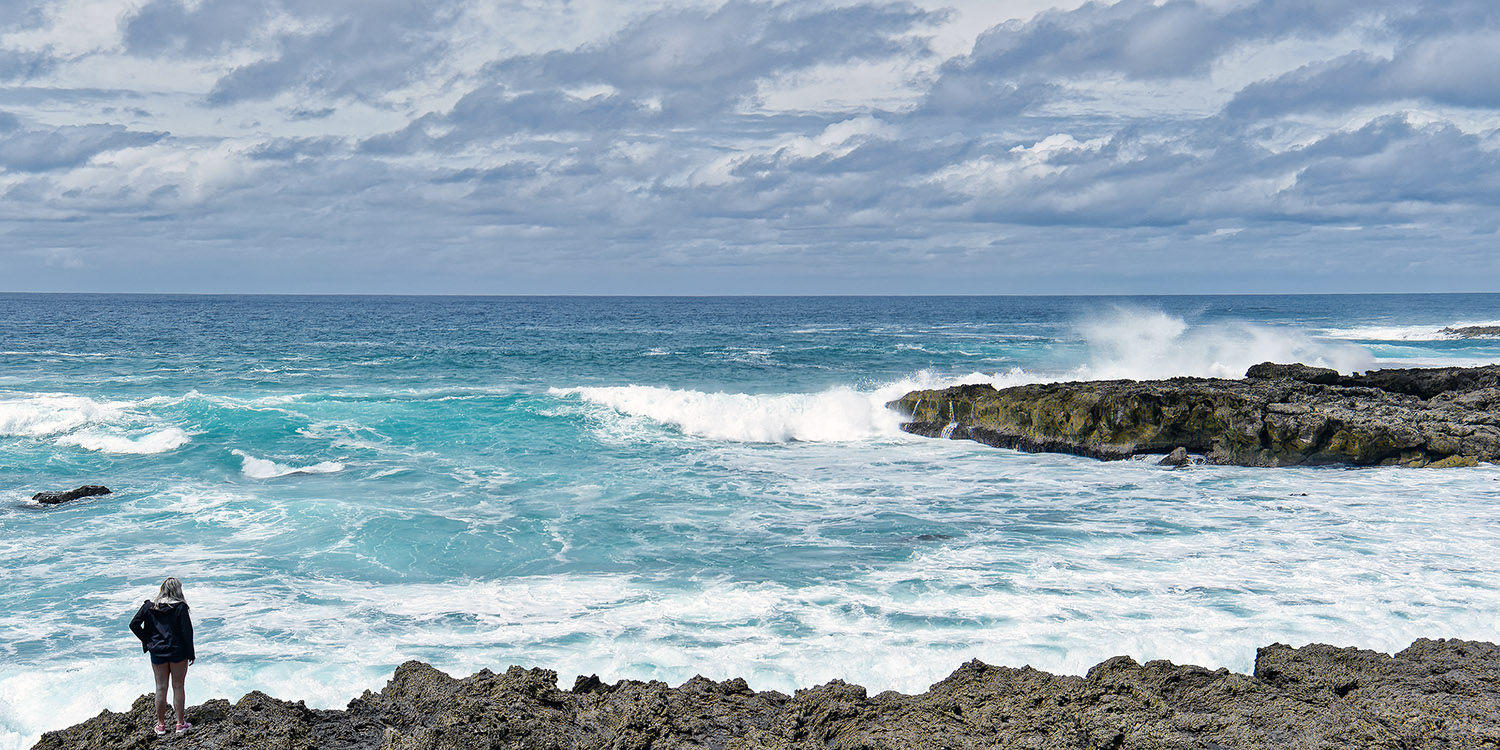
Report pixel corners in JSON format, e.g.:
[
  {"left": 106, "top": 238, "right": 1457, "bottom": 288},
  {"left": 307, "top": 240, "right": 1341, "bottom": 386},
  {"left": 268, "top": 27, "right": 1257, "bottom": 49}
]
[{"left": 149, "top": 654, "right": 187, "bottom": 665}]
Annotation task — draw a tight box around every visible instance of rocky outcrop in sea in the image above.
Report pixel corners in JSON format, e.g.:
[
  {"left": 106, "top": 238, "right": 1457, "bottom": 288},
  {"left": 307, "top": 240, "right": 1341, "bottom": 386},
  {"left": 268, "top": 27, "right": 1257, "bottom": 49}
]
[
  {"left": 889, "top": 363, "right": 1500, "bottom": 467},
  {"left": 31, "top": 485, "right": 111, "bottom": 505},
  {"left": 1442, "top": 325, "right": 1500, "bottom": 339},
  {"left": 33, "top": 639, "right": 1500, "bottom": 749}
]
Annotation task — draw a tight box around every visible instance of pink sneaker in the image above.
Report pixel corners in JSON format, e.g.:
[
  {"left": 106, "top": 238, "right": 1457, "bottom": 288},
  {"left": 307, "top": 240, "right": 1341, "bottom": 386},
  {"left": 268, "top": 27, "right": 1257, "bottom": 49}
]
[
  {"left": 153, "top": 722, "right": 166, "bottom": 735},
  {"left": 175, "top": 722, "right": 193, "bottom": 733}
]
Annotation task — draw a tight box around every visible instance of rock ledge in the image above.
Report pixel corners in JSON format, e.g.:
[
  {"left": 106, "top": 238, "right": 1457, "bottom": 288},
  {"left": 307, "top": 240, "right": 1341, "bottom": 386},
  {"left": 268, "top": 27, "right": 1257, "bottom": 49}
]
[
  {"left": 34, "top": 639, "right": 1500, "bottom": 749},
  {"left": 889, "top": 362, "right": 1500, "bottom": 467}
]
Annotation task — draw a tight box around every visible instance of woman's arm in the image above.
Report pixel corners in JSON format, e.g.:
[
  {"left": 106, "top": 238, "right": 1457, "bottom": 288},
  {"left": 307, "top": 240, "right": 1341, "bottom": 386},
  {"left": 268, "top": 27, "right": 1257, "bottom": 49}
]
[
  {"left": 182, "top": 608, "right": 195, "bottom": 664},
  {"left": 128, "top": 602, "right": 150, "bottom": 652}
]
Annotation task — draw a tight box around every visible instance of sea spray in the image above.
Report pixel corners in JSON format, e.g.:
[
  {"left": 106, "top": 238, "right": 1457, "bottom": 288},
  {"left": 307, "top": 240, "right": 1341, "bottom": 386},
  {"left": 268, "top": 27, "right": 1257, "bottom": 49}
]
[{"left": 1073, "top": 307, "right": 1374, "bottom": 380}]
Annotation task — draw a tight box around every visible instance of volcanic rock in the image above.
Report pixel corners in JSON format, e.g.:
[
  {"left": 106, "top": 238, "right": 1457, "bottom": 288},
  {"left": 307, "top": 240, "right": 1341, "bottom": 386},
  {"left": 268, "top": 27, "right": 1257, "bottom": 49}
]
[
  {"left": 32, "top": 639, "right": 1500, "bottom": 749},
  {"left": 1158, "top": 446, "right": 1192, "bottom": 467},
  {"left": 1441, "top": 325, "right": 1500, "bottom": 338},
  {"left": 889, "top": 363, "right": 1500, "bottom": 467},
  {"left": 32, "top": 485, "right": 111, "bottom": 505}
]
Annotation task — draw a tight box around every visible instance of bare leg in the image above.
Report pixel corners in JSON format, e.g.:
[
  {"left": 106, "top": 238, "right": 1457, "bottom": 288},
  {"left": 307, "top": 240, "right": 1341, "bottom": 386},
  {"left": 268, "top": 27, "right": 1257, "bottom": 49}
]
[
  {"left": 151, "top": 661, "right": 170, "bottom": 727},
  {"left": 169, "top": 661, "right": 189, "bottom": 727}
]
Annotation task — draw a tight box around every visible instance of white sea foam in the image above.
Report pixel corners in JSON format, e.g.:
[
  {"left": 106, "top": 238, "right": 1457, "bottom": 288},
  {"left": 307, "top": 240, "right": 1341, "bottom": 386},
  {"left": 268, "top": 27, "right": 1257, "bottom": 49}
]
[
  {"left": 551, "top": 368, "right": 1040, "bottom": 444},
  {"left": 56, "top": 427, "right": 191, "bottom": 454},
  {"left": 556, "top": 385, "right": 900, "bottom": 442},
  {"left": 1319, "top": 320, "right": 1500, "bottom": 342},
  {"left": 0, "top": 393, "right": 192, "bottom": 454},
  {"left": 0, "top": 394, "right": 131, "bottom": 437},
  {"left": 4, "top": 460, "right": 1499, "bottom": 750},
  {"left": 232, "top": 450, "right": 345, "bottom": 479}
]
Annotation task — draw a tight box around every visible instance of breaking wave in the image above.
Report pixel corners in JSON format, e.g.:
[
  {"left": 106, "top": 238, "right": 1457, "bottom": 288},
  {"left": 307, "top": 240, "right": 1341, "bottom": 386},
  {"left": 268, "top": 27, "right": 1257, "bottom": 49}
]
[
  {"left": 232, "top": 450, "right": 345, "bottom": 479},
  {"left": 56, "top": 428, "right": 191, "bottom": 455},
  {"left": 0, "top": 393, "right": 191, "bottom": 454},
  {"left": 552, "top": 370, "right": 1040, "bottom": 444},
  {"left": 1073, "top": 307, "right": 1374, "bottom": 380},
  {"left": 0, "top": 394, "right": 131, "bottom": 437},
  {"left": 555, "top": 309, "right": 1379, "bottom": 444}
]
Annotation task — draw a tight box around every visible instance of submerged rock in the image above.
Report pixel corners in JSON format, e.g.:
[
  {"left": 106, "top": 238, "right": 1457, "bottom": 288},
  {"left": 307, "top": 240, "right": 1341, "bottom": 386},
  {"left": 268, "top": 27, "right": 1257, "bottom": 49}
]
[
  {"left": 31, "top": 485, "right": 111, "bottom": 505},
  {"left": 889, "top": 363, "right": 1500, "bottom": 467},
  {"left": 33, "top": 639, "right": 1500, "bottom": 749}
]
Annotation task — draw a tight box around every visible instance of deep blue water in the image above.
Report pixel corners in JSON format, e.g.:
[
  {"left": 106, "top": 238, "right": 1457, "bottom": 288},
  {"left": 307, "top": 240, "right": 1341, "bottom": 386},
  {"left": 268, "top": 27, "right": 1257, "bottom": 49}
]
[{"left": 3, "top": 294, "right": 1499, "bottom": 748}]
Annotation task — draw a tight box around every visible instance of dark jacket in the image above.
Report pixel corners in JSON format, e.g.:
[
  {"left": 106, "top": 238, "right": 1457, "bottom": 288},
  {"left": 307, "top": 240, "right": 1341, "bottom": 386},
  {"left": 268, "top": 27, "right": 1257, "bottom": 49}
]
[{"left": 129, "top": 600, "right": 195, "bottom": 663}]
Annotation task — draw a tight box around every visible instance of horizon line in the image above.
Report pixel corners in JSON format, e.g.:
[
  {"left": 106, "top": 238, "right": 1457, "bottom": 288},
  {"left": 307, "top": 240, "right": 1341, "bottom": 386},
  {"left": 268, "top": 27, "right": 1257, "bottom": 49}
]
[{"left": 5, "top": 291, "right": 1500, "bottom": 299}]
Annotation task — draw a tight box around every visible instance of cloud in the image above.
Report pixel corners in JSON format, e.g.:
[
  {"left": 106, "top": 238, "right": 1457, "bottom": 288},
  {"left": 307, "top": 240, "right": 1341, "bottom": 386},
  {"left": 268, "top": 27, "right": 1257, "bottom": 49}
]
[
  {"left": 362, "top": 0, "right": 936, "bottom": 155},
  {"left": 490, "top": 2, "right": 933, "bottom": 103},
  {"left": 188, "top": 0, "right": 466, "bottom": 105},
  {"left": 0, "top": 0, "right": 57, "bottom": 82},
  {"left": 2, "top": 0, "right": 1499, "bottom": 293},
  {"left": 919, "top": 0, "right": 1376, "bottom": 119},
  {"left": 122, "top": 0, "right": 278, "bottom": 57},
  {"left": 1227, "top": 31, "right": 1500, "bottom": 119},
  {"left": 0, "top": 123, "right": 165, "bottom": 172}
]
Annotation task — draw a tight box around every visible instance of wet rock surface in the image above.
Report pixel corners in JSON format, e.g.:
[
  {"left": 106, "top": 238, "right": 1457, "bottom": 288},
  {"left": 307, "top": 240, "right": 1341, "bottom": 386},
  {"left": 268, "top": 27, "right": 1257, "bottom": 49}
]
[
  {"left": 33, "top": 639, "right": 1500, "bottom": 749},
  {"left": 1157, "top": 447, "right": 1192, "bottom": 468},
  {"left": 889, "top": 363, "right": 1500, "bottom": 467},
  {"left": 31, "top": 485, "right": 111, "bottom": 505}
]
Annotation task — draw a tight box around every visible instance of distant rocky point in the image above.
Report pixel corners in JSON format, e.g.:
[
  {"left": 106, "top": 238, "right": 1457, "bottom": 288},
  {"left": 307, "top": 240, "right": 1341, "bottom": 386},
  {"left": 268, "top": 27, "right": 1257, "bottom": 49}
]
[
  {"left": 1441, "top": 325, "right": 1500, "bottom": 338},
  {"left": 889, "top": 363, "right": 1500, "bottom": 467},
  {"left": 33, "top": 639, "right": 1500, "bottom": 749}
]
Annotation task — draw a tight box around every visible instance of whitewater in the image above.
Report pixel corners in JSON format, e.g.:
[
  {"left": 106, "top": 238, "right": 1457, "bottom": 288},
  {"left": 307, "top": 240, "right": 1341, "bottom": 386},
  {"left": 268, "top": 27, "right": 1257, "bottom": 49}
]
[{"left": 2, "top": 294, "right": 1499, "bottom": 749}]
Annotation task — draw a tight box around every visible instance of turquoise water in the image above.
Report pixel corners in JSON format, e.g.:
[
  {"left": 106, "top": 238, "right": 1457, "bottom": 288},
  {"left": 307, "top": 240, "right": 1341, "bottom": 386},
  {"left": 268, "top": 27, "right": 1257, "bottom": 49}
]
[{"left": 3, "top": 294, "right": 1500, "bottom": 747}]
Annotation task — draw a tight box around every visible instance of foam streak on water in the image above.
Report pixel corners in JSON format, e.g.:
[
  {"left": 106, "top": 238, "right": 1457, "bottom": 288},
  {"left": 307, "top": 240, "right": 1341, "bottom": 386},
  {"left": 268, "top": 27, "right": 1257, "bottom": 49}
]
[{"left": 2, "top": 294, "right": 1499, "bottom": 750}]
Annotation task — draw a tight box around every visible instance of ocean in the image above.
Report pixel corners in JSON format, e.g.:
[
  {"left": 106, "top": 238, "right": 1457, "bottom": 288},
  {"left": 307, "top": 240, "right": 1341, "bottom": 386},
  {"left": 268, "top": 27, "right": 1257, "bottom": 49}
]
[{"left": 3, "top": 294, "right": 1499, "bottom": 748}]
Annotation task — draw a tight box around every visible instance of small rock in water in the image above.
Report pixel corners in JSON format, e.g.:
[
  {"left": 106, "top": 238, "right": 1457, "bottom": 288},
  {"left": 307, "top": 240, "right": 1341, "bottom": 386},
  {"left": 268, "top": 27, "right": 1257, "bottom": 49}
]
[
  {"left": 1157, "top": 447, "right": 1191, "bottom": 468},
  {"left": 32, "top": 485, "right": 111, "bottom": 505}
]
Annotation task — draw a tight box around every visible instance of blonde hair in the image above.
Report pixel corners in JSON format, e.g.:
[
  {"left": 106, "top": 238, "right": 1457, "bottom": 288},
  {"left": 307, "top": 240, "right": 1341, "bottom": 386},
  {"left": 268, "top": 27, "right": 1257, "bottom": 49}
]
[{"left": 154, "top": 577, "right": 186, "bottom": 608}]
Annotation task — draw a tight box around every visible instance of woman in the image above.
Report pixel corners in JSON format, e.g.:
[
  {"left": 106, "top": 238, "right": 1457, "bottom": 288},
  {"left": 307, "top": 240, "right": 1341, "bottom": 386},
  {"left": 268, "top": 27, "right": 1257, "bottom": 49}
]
[{"left": 129, "top": 577, "right": 196, "bottom": 734}]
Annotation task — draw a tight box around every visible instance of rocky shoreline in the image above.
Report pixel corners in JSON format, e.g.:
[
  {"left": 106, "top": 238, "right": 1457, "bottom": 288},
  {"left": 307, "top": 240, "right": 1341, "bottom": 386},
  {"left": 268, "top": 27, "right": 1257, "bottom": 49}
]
[
  {"left": 890, "top": 362, "right": 1500, "bottom": 467},
  {"left": 34, "top": 638, "right": 1500, "bottom": 749}
]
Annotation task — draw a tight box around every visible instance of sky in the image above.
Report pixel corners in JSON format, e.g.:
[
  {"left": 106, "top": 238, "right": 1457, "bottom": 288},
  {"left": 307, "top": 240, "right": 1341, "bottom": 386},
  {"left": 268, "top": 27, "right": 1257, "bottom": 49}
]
[{"left": 1, "top": 0, "right": 1498, "bottom": 294}]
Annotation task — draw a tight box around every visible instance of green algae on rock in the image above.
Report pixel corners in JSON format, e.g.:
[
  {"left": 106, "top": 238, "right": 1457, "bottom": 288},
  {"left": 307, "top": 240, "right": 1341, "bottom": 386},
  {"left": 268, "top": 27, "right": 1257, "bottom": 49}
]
[
  {"left": 32, "top": 639, "right": 1500, "bottom": 749},
  {"left": 888, "top": 363, "right": 1500, "bottom": 467}
]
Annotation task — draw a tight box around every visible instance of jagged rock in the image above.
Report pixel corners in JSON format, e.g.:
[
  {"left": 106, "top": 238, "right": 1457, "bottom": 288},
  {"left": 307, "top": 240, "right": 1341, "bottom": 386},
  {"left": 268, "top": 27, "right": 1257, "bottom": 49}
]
[
  {"left": 1158, "top": 447, "right": 1191, "bottom": 467},
  {"left": 1442, "top": 325, "right": 1500, "bottom": 338},
  {"left": 32, "top": 485, "right": 111, "bottom": 505},
  {"left": 889, "top": 363, "right": 1500, "bottom": 467},
  {"left": 32, "top": 640, "right": 1500, "bottom": 749},
  {"left": 1245, "top": 362, "right": 1342, "bottom": 384}
]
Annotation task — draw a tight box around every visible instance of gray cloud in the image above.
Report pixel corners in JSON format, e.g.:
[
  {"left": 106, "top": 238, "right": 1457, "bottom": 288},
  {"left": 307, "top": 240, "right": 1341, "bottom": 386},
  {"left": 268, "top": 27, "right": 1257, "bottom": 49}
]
[
  {"left": 491, "top": 2, "right": 934, "bottom": 108},
  {"left": 0, "top": 123, "right": 165, "bottom": 172},
  {"left": 189, "top": 0, "right": 464, "bottom": 105},
  {"left": 1227, "top": 29, "right": 1500, "bottom": 119},
  {"left": 922, "top": 0, "right": 1374, "bottom": 120},
  {"left": 363, "top": 1, "right": 936, "bottom": 155},
  {"left": 3, "top": 0, "right": 1499, "bottom": 292},
  {"left": 0, "top": 0, "right": 59, "bottom": 81},
  {"left": 123, "top": 0, "right": 276, "bottom": 57}
]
